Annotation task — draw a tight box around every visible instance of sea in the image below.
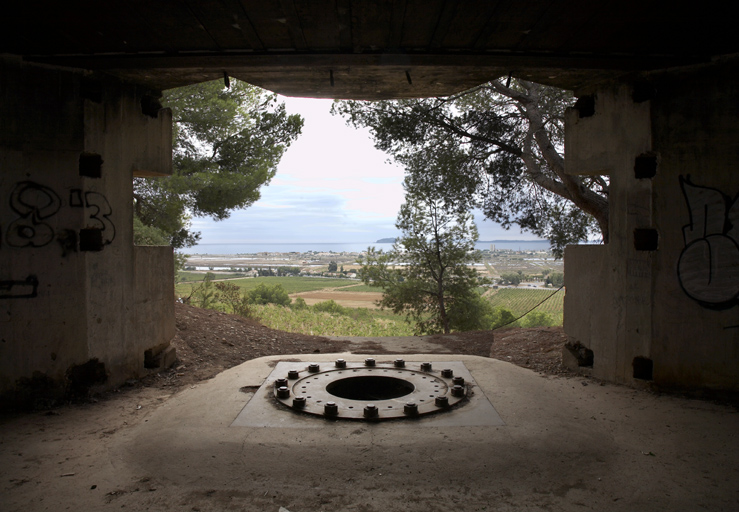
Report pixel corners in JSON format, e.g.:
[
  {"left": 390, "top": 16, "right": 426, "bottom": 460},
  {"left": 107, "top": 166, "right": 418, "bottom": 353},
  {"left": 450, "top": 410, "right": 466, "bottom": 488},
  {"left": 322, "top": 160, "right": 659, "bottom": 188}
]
[{"left": 180, "top": 240, "right": 552, "bottom": 255}]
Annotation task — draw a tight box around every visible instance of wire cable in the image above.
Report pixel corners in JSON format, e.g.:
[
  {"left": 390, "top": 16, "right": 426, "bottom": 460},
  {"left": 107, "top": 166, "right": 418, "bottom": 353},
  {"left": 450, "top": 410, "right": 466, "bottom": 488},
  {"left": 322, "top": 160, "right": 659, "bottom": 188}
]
[{"left": 492, "top": 283, "right": 565, "bottom": 331}]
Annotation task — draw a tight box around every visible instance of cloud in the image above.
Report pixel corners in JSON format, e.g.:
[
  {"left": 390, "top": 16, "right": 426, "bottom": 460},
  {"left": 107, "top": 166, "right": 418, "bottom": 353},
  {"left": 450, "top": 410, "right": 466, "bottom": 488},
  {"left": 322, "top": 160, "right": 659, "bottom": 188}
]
[{"left": 190, "top": 95, "right": 543, "bottom": 246}]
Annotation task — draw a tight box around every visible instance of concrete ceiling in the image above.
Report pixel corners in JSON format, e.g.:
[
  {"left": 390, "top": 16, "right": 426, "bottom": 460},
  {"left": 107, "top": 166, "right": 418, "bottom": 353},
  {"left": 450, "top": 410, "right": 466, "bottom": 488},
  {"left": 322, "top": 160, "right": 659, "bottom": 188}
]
[{"left": 2, "top": 1, "right": 736, "bottom": 98}]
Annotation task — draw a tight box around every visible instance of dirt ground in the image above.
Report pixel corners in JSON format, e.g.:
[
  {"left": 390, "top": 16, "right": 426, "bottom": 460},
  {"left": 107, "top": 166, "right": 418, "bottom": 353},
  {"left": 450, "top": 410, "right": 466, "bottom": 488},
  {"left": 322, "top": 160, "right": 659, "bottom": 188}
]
[
  {"left": 0, "top": 304, "right": 572, "bottom": 510},
  {"left": 152, "top": 303, "right": 571, "bottom": 390},
  {"left": 3, "top": 304, "right": 738, "bottom": 512}
]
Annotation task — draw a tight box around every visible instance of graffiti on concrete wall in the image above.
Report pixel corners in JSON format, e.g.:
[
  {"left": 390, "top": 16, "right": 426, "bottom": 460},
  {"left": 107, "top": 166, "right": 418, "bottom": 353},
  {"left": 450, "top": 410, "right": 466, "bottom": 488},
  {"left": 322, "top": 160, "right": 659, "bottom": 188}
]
[
  {"left": 5, "top": 181, "right": 61, "bottom": 248},
  {"left": 0, "top": 275, "right": 39, "bottom": 299},
  {"left": 70, "top": 189, "right": 116, "bottom": 245},
  {"left": 3, "top": 181, "right": 116, "bottom": 252},
  {"left": 677, "top": 176, "right": 739, "bottom": 309}
]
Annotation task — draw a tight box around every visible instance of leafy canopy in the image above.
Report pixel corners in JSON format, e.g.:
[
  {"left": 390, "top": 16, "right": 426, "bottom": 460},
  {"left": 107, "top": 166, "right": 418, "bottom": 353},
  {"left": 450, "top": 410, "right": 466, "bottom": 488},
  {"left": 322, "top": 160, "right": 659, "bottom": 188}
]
[
  {"left": 358, "top": 176, "right": 489, "bottom": 334},
  {"left": 334, "top": 79, "right": 609, "bottom": 258},
  {"left": 134, "top": 79, "right": 303, "bottom": 248}
]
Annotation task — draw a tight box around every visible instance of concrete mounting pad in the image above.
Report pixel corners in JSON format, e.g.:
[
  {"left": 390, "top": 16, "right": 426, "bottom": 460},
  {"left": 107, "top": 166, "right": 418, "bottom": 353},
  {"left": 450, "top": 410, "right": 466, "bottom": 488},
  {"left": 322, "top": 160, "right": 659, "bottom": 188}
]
[
  {"left": 234, "top": 360, "right": 504, "bottom": 427},
  {"left": 98, "top": 353, "right": 739, "bottom": 511}
]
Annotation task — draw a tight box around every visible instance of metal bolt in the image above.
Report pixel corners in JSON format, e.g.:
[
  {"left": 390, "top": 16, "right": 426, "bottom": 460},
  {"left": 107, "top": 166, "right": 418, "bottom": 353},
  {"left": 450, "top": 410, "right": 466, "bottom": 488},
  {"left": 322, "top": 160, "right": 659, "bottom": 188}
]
[
  {"left": 308, "top": 363, "right": 320, "bottom": 373},
  {"left": 277, "top": 386, "right": 290, "bottom": 399},
  {"left": 364, "top": 404, "right": 379, "bottom": 418},
  {"left": 275, "top": 378, "right": 288, "bottom": 388},
  {"left": 292, "top": 396, "right": 306, "bottom": 409},
  {"left": 435, "top": 396, "right": 449, "bottom": 407},
  {"left": 451, "top": 385, "right": 465, "bottom": 397},
  {"left": 394, "top": 359, "right": 405, "bottom": 368},
  {"left": 421, "top": 362, "right": 432, "bottom": 372},
  {"left": 364, "top": 358, "right": 376, "bottom": 367},
  {"left": 324, "top": 401, "right": 338, "bottom": 416},
  {"left": 441, "top": 369, "right": 453, "bottom": 378},
  {"left": 335, "top": 359, "right": 347, "bottom": 368},
  {"left": 452, "top": 376, "right": 465, "bottom": 386},
  {"left": 403, "top": 402, "right": 419, "bottom": 415},
  {"left": 287, "top": 370, "right": 300, "bottom": 379}
]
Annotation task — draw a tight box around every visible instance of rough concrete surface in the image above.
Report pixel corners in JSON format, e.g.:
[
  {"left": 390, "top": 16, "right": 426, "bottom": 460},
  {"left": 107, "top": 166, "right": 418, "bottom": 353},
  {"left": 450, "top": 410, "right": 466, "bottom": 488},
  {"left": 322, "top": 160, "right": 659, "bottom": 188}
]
[{"left": 1, "top": 353, "right": 737, "bottom": 511}]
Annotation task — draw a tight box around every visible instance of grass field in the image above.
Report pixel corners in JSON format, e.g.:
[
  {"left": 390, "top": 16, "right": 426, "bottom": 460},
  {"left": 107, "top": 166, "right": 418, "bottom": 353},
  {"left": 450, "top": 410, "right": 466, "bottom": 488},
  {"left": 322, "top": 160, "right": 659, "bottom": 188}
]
[
  {"left": 178, "top": 271, "right": 247, "bottom": 282},
  {"left": 175, "top": 276, "right": 361, "bottom": 297},
  {"left": 330, "top": 283, "right": 380, "bottom": 293},
  {"left": 253, "top": 304, "right": 415, "bottom": 337},
  {"left": 486, "top": 287, "right": 565, "bottom": 324},
  {"left": 178, "top": 275, "right": 565, "bottom": 333}
]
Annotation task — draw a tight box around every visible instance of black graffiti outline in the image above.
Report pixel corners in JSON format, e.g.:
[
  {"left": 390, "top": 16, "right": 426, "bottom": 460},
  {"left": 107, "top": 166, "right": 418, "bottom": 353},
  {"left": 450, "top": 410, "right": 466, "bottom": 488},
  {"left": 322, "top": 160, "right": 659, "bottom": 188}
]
[
  {"left": 677, "top": 175, "right": 739, "bottom": 310},
  {"left": 0, "top": 275, "right": 39, "bottom": 299},
  {"left": 5, "top": 181, "right": 61, "bottom": 248},
  {"left": 70, "top": 189, "right": 116, "bottom": 245}
]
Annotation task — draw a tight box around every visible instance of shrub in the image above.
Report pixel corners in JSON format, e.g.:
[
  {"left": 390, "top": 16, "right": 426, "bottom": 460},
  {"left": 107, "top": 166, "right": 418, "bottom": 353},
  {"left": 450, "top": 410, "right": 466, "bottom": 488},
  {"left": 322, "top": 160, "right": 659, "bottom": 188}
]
[
  {"left": 312, "top": 300, "right": 348, "bottom": 315},
  {"left": 447, "top": 293, "right": 495, "bottom": 332},
  {"left": 290, "top": 297, "right": 309, "bottom": 310},
  {"left": 490, "top": 306, "right": 519, "bottom": 329},
  {"left": 215, "top": 282, "right": 255, "bottom": 319},
  {"left": 190, "top": 273, "right": 217, "bottom": 309},
  {"left": 247, "top": 283, "right": 291, "bottom": 306},
  {"left": 521, "top": 310, "right": 555, "bottom": 328}
]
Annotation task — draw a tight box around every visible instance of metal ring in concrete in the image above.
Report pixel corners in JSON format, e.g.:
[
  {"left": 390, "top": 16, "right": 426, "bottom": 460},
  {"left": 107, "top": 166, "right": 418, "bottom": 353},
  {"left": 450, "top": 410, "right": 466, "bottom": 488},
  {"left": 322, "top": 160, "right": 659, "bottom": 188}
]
[{"left": 273, "top": 361, "right": 467, "bottom": 420}]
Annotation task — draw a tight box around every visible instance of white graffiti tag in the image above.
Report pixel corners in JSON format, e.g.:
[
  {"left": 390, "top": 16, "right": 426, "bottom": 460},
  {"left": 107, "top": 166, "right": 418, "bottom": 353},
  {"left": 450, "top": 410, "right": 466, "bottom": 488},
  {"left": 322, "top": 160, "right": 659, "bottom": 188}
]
[{"left": 677, "top": 176, "right": 739, "bottom": 309}]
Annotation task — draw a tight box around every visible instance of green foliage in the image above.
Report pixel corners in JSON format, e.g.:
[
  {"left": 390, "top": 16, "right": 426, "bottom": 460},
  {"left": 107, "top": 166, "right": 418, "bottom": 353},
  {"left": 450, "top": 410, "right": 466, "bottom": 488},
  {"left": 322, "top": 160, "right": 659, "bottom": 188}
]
[
  {"left": 134, "top": 79, "right": 303, "bottom": 248},
  {"left": 490, "top": 307, "right": 519, "bottom": 329},
  {"left": 311, "top": 299, "right": 347, "bottom": 315},
  {"left": 190, "top": 273, "right": 217, "bottom": 309},
  {"left": 253, "top": 304, "right": 415, "bottom": 337},
  {"left": 214, "top": 282, "right": 254, "bottom": 318},
  {"left": 546, "top": 272, "right": 564, "bottom": 287},
  {"left": 327, "top": 261, "right": 338, "bottom": 272},
  {"left": 246, "top": 283, "right": 291, "bottom": 306},
  {"left": 359, "top": 178, "right": 488, "bottom": 335},
  {"left": 334, "top": 79, "right": 609, "bottom": 257},
  {"left": 175, "top": 276, "right": 361, "bottom": 297},
  {"left": 290, "top": 297, "right": 309, "bottom": 310},
  {"left": 132, "top": 216, "right": 170, "bottom": 245},
  {"left": 520, "top": 311, "right": 555, "bottom": 328},
  {"left": 499, "top": 273, "right": 522, "bottom": 286},
  {"left": 447, "top": 292, "right": 496, "bottom": 332}
]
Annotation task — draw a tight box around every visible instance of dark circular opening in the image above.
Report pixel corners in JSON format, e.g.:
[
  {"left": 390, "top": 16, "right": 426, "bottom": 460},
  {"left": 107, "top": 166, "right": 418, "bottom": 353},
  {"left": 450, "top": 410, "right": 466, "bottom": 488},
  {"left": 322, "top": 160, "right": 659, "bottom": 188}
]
[{"left": 326, "top": 376, "right": 415, "bottom": 401}]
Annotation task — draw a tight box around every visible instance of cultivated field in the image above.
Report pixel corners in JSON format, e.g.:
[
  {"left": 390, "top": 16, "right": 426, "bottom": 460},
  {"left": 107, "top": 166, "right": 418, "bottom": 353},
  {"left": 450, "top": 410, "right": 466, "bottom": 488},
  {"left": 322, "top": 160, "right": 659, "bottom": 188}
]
[
  {"left": 175, "top": 276, "right": 360, "bottom": 298},
  {"left": 176, "top": 275, "right": 565, "bottom": 328},
  {"left": 486, "top": 287, "right": 565, "bottom": 324}
]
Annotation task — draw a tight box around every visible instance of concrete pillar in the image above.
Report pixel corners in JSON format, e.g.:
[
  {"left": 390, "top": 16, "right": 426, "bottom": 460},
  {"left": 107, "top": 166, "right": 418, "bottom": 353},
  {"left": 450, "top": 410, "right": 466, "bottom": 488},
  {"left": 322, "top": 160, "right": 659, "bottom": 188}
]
[
  {"left": 563, "top": 60, "right": 739, "bottom": 391},
  {"left": 0, "top": 56, "right": 175, "bottom": 406}
]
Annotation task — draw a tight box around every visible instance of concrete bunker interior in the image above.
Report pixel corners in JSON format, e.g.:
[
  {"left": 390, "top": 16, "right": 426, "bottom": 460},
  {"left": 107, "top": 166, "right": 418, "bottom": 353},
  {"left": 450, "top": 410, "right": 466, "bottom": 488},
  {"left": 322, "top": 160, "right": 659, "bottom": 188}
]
[
  {"left": 1, "top": 4, "right": 739, "bottom": 511},
  {"left": 2, "top": 1, "right": 738, "bottom": 403}
]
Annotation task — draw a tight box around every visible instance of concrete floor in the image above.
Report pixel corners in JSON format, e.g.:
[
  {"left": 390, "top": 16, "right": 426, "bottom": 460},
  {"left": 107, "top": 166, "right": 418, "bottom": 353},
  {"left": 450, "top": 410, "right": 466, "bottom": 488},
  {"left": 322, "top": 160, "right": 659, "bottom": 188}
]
[{"left": 2, "top": 353, "right": 738, "bottom": 511}]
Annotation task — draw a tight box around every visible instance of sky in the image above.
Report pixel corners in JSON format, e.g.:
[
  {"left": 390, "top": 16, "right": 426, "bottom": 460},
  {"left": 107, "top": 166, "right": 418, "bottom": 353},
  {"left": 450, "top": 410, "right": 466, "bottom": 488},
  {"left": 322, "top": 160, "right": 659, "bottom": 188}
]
[{"left": 190, "top": 96, "right": 541, "bottom": 244}]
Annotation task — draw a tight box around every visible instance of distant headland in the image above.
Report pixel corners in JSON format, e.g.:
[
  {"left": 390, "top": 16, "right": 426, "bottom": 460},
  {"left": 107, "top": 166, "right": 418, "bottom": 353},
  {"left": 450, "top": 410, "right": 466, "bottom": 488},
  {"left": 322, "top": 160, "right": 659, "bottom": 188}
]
[{"left": 376, "top": 237, "right": 549, "bottom": 244}]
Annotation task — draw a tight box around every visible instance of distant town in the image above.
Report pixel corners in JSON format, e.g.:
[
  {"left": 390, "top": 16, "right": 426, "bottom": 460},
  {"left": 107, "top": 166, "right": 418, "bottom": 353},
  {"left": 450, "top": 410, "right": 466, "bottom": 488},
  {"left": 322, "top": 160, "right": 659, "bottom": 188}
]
[{"left": 184, "top": 244, "right": 564, "bottom": 288}]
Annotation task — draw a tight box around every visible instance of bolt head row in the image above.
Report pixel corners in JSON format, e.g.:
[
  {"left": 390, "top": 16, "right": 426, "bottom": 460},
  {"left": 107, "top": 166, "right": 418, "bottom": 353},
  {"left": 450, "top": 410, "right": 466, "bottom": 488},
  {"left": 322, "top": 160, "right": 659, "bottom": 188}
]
[
  {"left": 324, "top": 401, "right": 338, "bottom": 415},
  {"left": 275, "top": 378, "right": 288, "bottom": 388}
]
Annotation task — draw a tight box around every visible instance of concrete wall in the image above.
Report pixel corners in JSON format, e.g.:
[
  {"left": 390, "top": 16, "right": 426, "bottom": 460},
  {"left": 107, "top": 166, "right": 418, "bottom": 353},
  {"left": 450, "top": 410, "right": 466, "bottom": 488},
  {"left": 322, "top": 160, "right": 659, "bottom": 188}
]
[
  {"left": 0, "top": 56, "right": 175, "bottom": 405},
  {"left": 134, "top": 245, "right": 176, "bottom": 370},
  {"left": 564, "top": 61, "right": 739, "bottom": 391}
]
